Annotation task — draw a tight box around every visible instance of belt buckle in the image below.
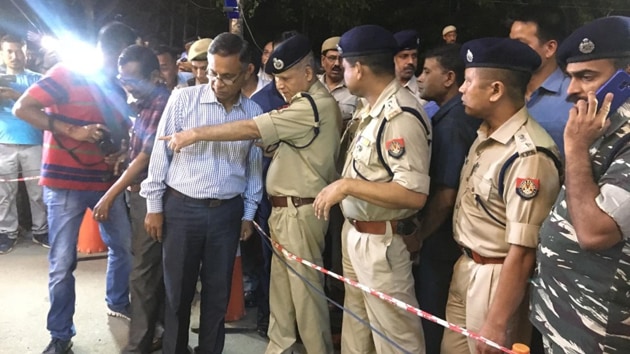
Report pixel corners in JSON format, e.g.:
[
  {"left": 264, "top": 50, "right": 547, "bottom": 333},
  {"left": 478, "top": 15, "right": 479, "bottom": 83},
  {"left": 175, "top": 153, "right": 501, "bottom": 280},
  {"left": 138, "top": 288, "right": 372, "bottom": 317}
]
[
  {"left": 207, "top": 199, "right": 222, "bottom": 208},
  {"left": 292, "top": 197, "right": 301, "bottom": 207}
]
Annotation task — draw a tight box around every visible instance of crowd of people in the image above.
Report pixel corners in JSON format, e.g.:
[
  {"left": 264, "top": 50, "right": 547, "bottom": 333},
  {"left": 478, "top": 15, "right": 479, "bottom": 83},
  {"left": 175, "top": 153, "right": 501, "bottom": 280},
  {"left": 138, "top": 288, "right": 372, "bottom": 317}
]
[{"left": 0, "top": 5, "right": 629, "bottom": 354}]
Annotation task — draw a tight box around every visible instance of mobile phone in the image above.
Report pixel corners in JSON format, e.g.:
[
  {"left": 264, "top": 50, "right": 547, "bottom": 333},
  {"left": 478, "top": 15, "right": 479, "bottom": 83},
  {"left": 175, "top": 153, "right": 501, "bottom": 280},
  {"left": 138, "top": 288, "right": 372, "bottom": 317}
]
[{"left": 596, "top": 70, "right": 630, "bottom": 114}]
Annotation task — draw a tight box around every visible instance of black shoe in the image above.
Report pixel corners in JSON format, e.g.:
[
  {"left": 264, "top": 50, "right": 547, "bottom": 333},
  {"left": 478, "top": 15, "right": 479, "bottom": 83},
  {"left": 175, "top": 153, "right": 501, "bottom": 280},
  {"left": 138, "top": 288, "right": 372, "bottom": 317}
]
[
  {"left": 0, "top": 234, "right": 17, "bottom": 254},
  {"left": 42, "top": 338, "right": 72, "bottom": 354},
  {"left": 33, "top": 233, "right": 50, "bottom": 248},
  {"left": 150, "top": 336, "right": 162, "bottom": 352}
]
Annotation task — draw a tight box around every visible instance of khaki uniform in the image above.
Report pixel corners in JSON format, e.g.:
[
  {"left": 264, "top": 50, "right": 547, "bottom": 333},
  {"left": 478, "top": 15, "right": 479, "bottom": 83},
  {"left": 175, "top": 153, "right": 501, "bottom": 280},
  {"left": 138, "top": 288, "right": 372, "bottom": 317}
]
[
  {"left": 441, "top": 107, "right": 561, "bottom": 353},
  {"left": 254, "top": 80, "right": 341, "bottom": 354},
  {"left": 319, "top": 74, "right": 358, "bottom": 124},
  {"left": 340, "top": 80, "right": 431, "bottom": 354}
]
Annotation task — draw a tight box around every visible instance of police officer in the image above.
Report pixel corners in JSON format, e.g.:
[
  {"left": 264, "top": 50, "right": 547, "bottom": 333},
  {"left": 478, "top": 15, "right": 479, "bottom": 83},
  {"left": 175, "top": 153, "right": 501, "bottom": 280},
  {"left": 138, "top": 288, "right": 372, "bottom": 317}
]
[
  {"left": 394, "top": 29, "right": 439, "bottom": 117},
  {"left": 530, "top": 16, "right": 630, "bottom": 353},
  {"left": 160, "top": 33, "right": 341, "bottom": 354},
  {"left": 319, "top": 36, "right": 358, "bottom": 127},
  {"left": 314, "top": 24, "right": 431, "bottom": 354},
  {"left": 440, "top": 38, "right": 562, "bottom": 354}
]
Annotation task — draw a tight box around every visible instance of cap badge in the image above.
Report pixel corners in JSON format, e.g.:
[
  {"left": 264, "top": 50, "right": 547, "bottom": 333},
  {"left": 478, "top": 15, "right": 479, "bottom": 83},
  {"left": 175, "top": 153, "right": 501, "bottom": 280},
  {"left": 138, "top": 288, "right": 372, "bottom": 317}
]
[
  {"left": 336, "top": 44, "right": 343, "bottom": 56},
  {"left": 466, "top": 49, "right": 473, "bottom": 63},
  {"left": 273, "top": 58, "right": 284, "bottom": 71},
  {"left": 578, "top": 38, "right": 595, "bottom": 54}
]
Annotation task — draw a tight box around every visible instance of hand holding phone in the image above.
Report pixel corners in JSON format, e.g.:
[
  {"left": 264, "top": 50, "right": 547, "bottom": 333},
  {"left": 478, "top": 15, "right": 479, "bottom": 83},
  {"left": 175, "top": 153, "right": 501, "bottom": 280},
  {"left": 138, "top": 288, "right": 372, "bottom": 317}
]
[{"left": 596, "top": 70, "right": 630, "bottom": 114}]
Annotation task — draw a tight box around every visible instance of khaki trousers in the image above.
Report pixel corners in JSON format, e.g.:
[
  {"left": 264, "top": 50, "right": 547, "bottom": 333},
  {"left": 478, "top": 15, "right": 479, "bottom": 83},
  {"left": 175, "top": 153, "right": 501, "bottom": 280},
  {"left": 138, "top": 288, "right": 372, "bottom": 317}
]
[
  {"left": 341, "top": 220, "right": 425, "bottom": 354},
  {"left": 441, "top": 255, "right": 531, "bottom": 354},
  {"left": 265, "top": 203, "right": 333, "bottom": 354}
]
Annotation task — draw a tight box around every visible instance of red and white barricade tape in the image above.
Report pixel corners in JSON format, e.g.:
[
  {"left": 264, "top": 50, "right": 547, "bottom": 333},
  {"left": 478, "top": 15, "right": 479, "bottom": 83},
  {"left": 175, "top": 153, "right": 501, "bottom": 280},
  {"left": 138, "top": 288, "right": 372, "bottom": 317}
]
[
  {"left": 0, "top": 175, "right": 40, "bottom": 183},
  {"left": 252, "top": 221, "right": 518, "bottom": 354}
]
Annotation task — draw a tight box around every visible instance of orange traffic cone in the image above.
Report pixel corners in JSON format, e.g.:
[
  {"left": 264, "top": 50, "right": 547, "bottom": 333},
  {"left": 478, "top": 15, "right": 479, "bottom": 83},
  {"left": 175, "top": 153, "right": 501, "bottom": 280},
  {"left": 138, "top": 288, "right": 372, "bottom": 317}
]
[
  {"left": 77, "top": 208, "right": 107, "bottom": 254},
  {"left": 512, "top": 344, "right": 530, "bottom": 354},
  {"left": 225, "top": 245, "right": 246, "bottom": 322}
]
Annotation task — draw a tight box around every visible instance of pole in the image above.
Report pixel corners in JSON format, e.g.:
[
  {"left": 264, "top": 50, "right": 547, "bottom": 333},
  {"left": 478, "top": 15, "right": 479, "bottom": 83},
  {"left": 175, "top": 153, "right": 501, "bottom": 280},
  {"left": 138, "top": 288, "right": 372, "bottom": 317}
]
[{"left": 225, "top": 0, "right": 243, "bottom": 37}]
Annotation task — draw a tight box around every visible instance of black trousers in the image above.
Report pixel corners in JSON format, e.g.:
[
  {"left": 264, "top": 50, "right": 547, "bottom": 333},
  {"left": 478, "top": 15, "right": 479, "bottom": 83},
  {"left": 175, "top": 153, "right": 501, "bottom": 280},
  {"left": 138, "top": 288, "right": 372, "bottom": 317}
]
[{"left": 161, "top": 192, "right": 243, "bottom": 354}]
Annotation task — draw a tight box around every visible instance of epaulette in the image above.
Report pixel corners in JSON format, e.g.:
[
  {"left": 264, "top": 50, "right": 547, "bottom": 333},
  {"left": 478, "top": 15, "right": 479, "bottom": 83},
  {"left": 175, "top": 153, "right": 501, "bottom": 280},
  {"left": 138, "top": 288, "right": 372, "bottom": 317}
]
[
  {"left": 384, "top": 96, "right": 403, "bottom": 120},
  {"left": 514, "top": 126, "right": 537, "bottom": 158}
]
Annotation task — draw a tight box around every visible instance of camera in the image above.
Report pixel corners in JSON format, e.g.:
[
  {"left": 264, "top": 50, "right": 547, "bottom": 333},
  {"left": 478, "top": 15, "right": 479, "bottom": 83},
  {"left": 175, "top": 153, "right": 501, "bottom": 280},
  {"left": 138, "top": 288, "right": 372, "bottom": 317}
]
[{"left": 97, "top": 129, "right": 119, "bottom": 155}]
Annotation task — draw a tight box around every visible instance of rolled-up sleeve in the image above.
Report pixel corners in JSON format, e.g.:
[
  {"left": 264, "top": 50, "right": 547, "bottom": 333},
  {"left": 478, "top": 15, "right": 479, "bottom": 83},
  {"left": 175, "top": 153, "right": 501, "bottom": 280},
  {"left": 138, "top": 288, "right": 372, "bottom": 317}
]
[{"left": 596, "top": 184, "right": 630, "bottom": 240}]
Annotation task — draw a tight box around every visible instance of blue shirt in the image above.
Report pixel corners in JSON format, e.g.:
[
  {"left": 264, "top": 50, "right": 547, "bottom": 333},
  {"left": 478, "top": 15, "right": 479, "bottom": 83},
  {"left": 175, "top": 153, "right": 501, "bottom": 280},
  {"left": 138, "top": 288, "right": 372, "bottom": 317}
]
[
  {"left": 0, "top": 69, "right": 43, "bottom": 144},
  {"left": 141, "top": 84, "right": 263, "bottom": 219},
  {"left": 422, "top": 93, "right": 481, "bottom": 260},
  {"left": 526, "top": 68, "right": 572, "bottom": 157},
  {"left": 251, "top": 80, "right": 285, "bottom": 113},
  {"left": 423, "top": 100, "right": 440, "bottom": 118}
]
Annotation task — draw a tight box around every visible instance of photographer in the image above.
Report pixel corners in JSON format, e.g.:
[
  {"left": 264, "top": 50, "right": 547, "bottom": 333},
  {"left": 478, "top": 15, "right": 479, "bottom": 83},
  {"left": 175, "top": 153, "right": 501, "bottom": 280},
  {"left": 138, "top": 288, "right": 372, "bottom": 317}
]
[
  {"left": 13, "top": 22, "right": 137, "bottom": 354},
  {"left": 0, "top": 34, "right": 46, "bottom": 254}
]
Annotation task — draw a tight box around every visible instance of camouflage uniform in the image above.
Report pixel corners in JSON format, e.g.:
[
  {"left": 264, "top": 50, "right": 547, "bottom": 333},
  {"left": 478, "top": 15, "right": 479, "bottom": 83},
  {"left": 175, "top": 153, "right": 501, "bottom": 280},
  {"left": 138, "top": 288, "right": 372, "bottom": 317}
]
[{"left": 530, "top": 104, "right": 630, "bottom": 353}]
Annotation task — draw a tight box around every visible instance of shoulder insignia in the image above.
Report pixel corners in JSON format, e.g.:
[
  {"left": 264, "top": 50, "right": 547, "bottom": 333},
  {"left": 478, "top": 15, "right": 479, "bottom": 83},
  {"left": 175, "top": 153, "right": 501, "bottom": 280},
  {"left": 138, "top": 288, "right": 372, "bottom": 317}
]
[
  {"left": 386, "top": 138, "right": 405, "bottom": 158},
  {"left": 384, "top": 97, "right": 403, "bottom": 120},
  {"left": 514, "top": 127, "right": 537, "bottom": 157},
  {"left": 516, "top": 178, "right": 539, "bottom": 199}
]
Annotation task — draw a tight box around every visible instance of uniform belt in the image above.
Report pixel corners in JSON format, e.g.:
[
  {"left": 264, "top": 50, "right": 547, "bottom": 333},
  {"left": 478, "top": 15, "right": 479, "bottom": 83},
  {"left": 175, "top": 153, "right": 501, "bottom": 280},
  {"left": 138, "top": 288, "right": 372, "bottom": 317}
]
[
  {"left": 269, "top": 196, "right": 315, "bottom": 208},
  {"left": 460, "top": 246, "right": 505, "bottom": 265},
  {"left": 127, "top": 184, "right": 141, "bottom": 193},
  {"left": 167, "top": 186, "right": 232, "bottom": 208},
  {"left": 350, "top": 220, "right": 399, "bottom": 235}
]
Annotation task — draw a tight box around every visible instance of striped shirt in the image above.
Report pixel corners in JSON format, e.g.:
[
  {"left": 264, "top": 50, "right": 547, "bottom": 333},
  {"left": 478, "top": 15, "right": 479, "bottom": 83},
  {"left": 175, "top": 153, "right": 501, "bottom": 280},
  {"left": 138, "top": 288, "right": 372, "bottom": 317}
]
[
  {"left": 140, "top": 84, "right": 263, "bottom": 220},
  {"left": 24, "top": 64, "right": 132, "bottom": 191},
  {"left": 129, "top": 84, "right": 170, "bottom": 185}
]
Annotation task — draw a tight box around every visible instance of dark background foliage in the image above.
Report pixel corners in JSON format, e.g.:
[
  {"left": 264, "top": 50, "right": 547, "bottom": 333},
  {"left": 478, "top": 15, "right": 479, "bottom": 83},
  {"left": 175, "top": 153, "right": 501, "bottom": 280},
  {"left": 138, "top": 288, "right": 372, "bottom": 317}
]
[{"left": 2, "top": 0, "right": 629, "bottom": 55}]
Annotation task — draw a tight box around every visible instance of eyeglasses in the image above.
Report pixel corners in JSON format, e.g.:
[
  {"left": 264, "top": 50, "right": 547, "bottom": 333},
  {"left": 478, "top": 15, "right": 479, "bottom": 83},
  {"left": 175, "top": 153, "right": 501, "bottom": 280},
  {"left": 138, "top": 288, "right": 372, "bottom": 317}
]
[
  {"left": 206, "top": 70, "right": 243, "bottom": 86},
  {"left": 116, "top": 75, "right": 145, "bottom": 87},
  {"left": 324, "top": 55, "right": 341, "bottom": 63}
]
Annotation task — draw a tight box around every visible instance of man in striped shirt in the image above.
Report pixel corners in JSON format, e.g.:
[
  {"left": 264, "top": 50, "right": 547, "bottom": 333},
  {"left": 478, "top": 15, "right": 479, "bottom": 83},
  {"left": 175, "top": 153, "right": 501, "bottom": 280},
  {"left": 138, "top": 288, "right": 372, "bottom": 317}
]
[
  {"left": 13, "top": 22, "right": 138, "bottom": 354},
  {"left": 162, "top": 33, "right": 341, "bottom": 354},
  {"left": 141, "top": 33, "right": 263, "bottom": 354}
]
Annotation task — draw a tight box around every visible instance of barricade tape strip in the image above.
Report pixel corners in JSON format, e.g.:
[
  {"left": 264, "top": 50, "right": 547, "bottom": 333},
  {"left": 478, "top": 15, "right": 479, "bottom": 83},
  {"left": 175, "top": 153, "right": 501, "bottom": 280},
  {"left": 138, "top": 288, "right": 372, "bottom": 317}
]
[
  {"left": 258, "top": 226, "right": 412, "bottom": 354},
  {"left": 252, "top": 220, "right": 516, "bottom": 354},
  {"left": 0, "top": 175, "right": 40, "bottom": 183}
]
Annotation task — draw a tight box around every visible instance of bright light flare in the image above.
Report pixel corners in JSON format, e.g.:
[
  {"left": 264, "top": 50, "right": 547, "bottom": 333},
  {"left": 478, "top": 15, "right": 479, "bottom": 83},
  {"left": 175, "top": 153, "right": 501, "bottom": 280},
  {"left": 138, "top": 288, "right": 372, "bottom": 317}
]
[{"left": 40, "top": 33, "right": 102, "bottom": 74}]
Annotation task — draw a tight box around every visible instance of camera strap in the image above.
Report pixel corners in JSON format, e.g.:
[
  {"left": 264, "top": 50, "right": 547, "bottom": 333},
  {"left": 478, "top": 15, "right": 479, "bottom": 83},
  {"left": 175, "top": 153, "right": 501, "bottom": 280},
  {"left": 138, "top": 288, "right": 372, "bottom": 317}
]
[
  {"left": 48, "top": 116, "right": 102, "bottom": 167},
  {"left": 48, "top": 78, "right": 128, "bottom": 168}
]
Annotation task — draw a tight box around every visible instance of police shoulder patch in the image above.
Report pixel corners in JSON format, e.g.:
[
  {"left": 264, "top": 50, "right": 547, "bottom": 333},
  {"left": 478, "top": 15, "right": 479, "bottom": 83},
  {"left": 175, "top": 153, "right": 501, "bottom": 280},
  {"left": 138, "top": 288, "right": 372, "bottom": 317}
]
[
  {"left": 516, "top": 178, "right": 539, "bottom": 199},
  {"left": 386, "top": 138, "right": 405, "bottom": 158}
]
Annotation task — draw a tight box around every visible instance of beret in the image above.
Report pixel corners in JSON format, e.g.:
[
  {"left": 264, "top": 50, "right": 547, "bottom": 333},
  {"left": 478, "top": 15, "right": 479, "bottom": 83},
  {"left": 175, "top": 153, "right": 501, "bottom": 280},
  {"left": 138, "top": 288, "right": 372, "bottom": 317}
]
[
  {"left": 442, "top": 25, "right": 457, "bottom": 36},
  {"left": 557, "top": 16, "right": 630, "bottom": 65},
  {"left": 264, "top": 33, "right": 312, "bottom": 75},
  {"left": 394, "top": 30, "right": 420, "bottom": 52},
  {"left": 321, "top": 36, "right": 340, "bottom": 54},
  {"left": 461, "top": 37, "right": 541, "bottom": 73},
  {"left": 188, "top": 38, "right": 212, "bottom": 61},
  {"left": 338, "top": 25, "right": 397, "bottom": 58}
]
